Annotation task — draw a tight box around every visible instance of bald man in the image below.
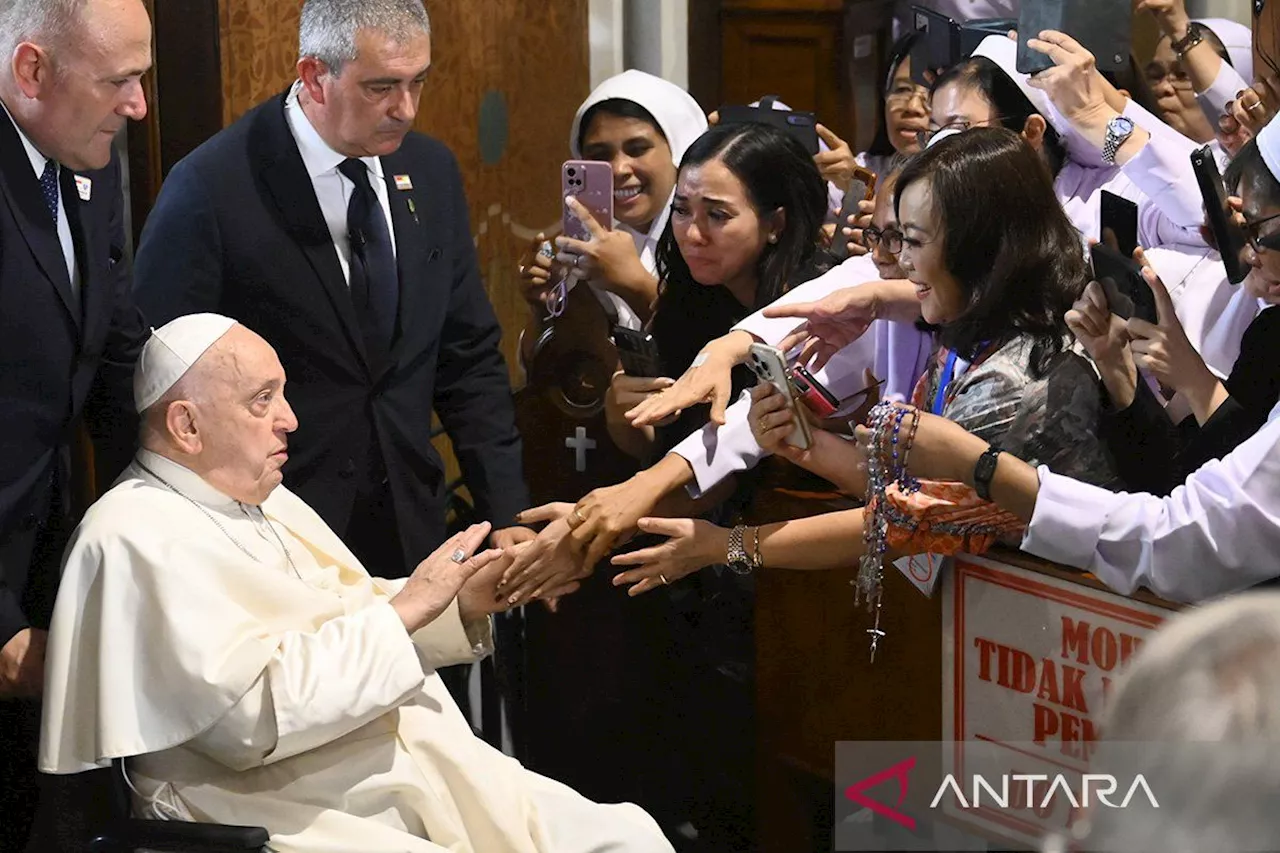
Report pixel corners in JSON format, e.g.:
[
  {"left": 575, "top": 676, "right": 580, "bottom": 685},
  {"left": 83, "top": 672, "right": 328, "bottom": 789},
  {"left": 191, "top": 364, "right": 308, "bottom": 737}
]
[{"left": 38, "top": 315, "right": 671, "bottom": 853}]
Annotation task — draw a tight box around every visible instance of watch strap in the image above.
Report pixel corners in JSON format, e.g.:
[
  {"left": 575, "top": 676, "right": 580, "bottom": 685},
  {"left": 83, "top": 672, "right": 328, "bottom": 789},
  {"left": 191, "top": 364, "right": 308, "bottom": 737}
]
[
  {"left": 1170, "top": 21, "right": 1204, "bottom": 57},
  {"left": 973, "top": 447, "right": 1002, "bottom": 501}
]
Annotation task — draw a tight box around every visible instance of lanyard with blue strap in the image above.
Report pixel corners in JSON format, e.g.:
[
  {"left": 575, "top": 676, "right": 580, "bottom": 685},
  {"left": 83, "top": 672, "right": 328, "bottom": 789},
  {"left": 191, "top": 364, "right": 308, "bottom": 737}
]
[{"left": 931, "top": 349, "right": 961, "bottom": 416}]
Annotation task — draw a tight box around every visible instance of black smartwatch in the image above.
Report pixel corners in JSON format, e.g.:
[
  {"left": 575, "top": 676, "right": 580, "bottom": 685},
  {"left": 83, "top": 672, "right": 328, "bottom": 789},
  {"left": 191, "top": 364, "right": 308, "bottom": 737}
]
[{"left": 973, "top": 447, "right": 1002, "bottom": 501}]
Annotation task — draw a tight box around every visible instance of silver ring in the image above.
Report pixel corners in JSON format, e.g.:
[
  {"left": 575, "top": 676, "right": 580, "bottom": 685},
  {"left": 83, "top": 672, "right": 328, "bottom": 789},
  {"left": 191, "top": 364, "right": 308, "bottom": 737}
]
[
  {"left": 450, "top": 549, "right": 467, "bottom": 563},
  {"left": 660, "top": 573, "right": 670, "bottom": 585},
  {"left": 574, "top": 255, "right": 583, "bottom": 268},
  {"left": 1248, "top": 101, "right": 1266, "bottom": 112},
  {"left": 538, "top": 241, "right": 555, "bottom": 259}
]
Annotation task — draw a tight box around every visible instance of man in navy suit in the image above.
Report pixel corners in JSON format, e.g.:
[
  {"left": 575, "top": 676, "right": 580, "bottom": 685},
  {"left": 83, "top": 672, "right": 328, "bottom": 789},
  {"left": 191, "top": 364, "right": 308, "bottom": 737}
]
[
  {"left": 0, "top": 0, "right": 152, "bottom": 846},
  {"left": 133, "top": 0, "right": 546, "bottom": 591}
]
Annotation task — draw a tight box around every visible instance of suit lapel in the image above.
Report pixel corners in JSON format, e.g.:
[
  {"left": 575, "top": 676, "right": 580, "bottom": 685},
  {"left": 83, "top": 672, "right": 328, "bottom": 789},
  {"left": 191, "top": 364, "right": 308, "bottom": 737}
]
[
  {"left": 0, "top": 110, "right": 78, "bottom": 327},
  {"left": 63, "top": 167, "right": 104, "bottom": 342},
  {"left": 252, "top": 93, "right": 372, "bottom": 376},
  {"left": 380, "top": 149, "right": 443, "bottom": 378}
]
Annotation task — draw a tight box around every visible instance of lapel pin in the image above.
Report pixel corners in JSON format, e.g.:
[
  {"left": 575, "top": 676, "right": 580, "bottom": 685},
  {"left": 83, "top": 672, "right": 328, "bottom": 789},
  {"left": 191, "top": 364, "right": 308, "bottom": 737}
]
[
  {"left": 74, "top": 175, "right": 92, "bottom": 201},
  {"left": 407, "top": 198, "right": 419, "bottom": 225},
  {"left": 394, "top": 174, "right": 413, "bottom": 191}
]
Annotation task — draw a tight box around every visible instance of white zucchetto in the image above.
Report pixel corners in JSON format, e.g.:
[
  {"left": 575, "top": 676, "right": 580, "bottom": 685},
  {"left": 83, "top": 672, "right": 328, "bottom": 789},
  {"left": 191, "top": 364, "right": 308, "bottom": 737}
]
[{"left": 133, "top": 313, "right": 238, "bottom": 413}]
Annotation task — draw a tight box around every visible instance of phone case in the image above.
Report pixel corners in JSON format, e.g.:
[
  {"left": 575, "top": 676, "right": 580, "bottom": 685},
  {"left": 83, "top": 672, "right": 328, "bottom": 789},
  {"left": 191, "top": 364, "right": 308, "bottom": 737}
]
[
  {"left": 790, "top": 366, "right": 839, "bottom": 418},
  {"left": 830, "top": 170, "right": 878, "bottom": 262},
  {"left": 1191, "top": 145, "right": 1250, "bottom": 285},
  {"left": 748, "top": 344, "right": 812, "bottom": 450},
  {"left": 1090, "top": 243, "right": 1154, "bottom": 324},
  {"left": 562, "top": 160, "right": 614, "bottom": 244},
  {"left": 1016, "top": 0, "right": 1129, "bottom": 75},
  {"left": 1100, "top": 190, "right": 1139, "bottom": 259},
  {"left": 611, "top": 327, "right": 663, "bottom": 378}
]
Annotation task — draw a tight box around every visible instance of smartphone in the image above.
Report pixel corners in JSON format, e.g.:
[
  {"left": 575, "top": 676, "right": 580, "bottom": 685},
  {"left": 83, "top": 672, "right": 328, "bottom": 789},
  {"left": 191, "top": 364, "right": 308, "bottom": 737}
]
[
  {"left": 716, "top": 101, "right": 820, "bottom": 156},
  {"left": 789, "top": 364, "right": 840, "bottom": 418},
  {"left": 1090, "top": 242, "right": 1155, "bottom": 324},
  {"left": 1100, "top": 190, "right": 1139, "bottom": 259},
  {"left": 1191, "top": 144, "right": 1250, "bottom": 285},
  {"left": 611, "top": 326, "right": 663, "bottom": 378},
  {"left": 748, "top": 343, "right": 812, "bottom": 450},
  {"left": 830, "top": 168, "right": 878, "bottom": 262},
  {"left": 1016, "top": 0, "right": 1130, "bottom": 75},
  {"left": 562, "top": 160, "right": 613, "bottom": 243},
  {"left": 910, "top": 7, "right": 1018, "bottom": 86},
  {"left": 909, "top": 6, "right": 956, "bottom": 87}
]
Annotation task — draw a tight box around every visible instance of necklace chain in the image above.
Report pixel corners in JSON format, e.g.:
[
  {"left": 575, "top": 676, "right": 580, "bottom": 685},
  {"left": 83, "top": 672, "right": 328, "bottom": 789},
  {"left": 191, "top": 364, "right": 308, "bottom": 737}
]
[{"left": 136, "top": 461, "right": 301, "bottom": 578}]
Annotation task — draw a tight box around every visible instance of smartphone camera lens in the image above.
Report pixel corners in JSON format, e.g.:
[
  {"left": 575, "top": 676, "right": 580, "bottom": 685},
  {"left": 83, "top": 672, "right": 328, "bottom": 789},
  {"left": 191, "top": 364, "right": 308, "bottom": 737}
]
[{"left": 567, "top": 168, "right": 577, "bottom": 177}]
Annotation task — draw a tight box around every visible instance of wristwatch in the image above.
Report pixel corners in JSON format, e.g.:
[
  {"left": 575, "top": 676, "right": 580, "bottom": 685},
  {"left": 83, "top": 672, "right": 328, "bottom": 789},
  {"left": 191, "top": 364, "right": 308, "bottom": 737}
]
[
  {"left": 1102, "top": 115, "right": 1136, "bottom": 166},
  {"left": 1170, "top": 21, "right": 1205, "bottom": 59},
  {"left": 726, "top": 524, "right": 758, "bottom": 575},
  {"left": 973, "top": 447, "right": 1002, "bottom": 501}
]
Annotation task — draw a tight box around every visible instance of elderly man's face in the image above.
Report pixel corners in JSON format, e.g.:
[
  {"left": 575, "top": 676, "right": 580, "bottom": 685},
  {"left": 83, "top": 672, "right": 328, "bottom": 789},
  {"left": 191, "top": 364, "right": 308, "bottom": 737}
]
[
  {"left": 191, "top": 326, "right": 298, "bottom": 506},
  {"left": 23, "top": 0, "right": 151, "bottom": 170},
  {"left": 310, "top": 28, "right": 430, "bottom": 158}
]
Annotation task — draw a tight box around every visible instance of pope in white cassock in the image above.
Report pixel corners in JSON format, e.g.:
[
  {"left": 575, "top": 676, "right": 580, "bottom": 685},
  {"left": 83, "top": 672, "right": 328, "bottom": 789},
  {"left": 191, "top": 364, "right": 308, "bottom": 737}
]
[{"left": 37, "top": 314, "right": 673, "bottom": 853}]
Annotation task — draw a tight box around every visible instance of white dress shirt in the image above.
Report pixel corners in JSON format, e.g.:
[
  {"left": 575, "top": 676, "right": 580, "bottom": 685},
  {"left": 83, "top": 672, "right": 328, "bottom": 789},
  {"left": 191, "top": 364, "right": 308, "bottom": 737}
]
[
  {"left": 1022, "top": 399, "right": 1280, "bottom": 604},
  {"left": 2, "top": 100, "right": 79, "bottom": 295},
  {"left": 283, "top": 81, "right": 397, "bottom": 287}
]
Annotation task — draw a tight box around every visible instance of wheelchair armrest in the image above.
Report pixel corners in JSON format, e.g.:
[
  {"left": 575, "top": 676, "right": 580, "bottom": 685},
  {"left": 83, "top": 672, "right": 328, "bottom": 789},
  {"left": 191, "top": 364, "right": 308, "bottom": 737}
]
[{"left": 93, "top": 817, "right": 269, "bottom": 852}]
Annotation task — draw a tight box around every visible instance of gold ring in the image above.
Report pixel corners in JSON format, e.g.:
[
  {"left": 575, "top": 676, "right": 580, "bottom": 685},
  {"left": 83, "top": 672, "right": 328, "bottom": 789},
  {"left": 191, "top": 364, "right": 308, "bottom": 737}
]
[
  {"left": 660, "top": 573, "right": 670, "bottom": 585},
  {"left": 568, "top": 508, "right": 586, "bottom": 528}
]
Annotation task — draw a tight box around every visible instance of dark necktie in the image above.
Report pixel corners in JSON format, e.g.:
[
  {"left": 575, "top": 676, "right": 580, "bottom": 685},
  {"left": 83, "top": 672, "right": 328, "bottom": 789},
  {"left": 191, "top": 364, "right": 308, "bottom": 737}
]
[
  {"left": 39, "top": 159, "right": 59, "bottom": 223},
  {"left": 337, "top": 158, "right": 399, "bottom": 360}
]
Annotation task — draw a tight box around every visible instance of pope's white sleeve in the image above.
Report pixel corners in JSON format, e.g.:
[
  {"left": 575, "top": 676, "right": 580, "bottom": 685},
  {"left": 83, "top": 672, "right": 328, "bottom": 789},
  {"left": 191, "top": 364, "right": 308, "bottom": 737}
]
[
  {"left": 189, "top": 601, "right": 425, "bottom": 770},
  {"left": 1021, "top": 411, "right": 1280, "bottom": 604}
]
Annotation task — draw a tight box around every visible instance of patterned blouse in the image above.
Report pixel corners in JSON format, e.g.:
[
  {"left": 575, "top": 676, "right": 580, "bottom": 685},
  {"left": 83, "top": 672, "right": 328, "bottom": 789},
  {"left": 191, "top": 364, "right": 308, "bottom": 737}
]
[{"left": 915, "top": 335, "right": 1122, "bottom": 488}]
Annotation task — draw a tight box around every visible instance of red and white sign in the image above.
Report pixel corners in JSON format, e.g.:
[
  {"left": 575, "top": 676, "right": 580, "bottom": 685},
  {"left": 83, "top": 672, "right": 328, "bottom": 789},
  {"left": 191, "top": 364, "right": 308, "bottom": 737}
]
[{"left": 940, "top": 554, "right": 1175, "bottom": 846}]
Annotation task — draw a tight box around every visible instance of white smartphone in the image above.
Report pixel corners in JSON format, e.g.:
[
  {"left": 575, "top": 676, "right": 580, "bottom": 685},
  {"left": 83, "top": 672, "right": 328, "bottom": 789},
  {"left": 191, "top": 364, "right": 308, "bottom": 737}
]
[{"left": 747, "top": 343, "right": 812, "bottom": 450}]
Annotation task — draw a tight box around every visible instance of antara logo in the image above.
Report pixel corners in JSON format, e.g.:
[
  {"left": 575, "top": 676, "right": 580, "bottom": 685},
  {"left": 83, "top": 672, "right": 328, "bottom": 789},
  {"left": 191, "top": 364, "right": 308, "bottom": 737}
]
[
  {"left": 844, "top": 758, "right": 1159, "bottom": 831},
  {"left": 929, "top": 774, "right": 1160, "bottom": 811}
]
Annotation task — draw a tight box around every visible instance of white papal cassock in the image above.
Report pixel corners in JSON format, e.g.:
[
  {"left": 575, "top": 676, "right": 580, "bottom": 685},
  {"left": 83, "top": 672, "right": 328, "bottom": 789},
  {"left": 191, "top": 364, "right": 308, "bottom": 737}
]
[{"left": 40, "top": 449, "right": 672, "bottom": 853}]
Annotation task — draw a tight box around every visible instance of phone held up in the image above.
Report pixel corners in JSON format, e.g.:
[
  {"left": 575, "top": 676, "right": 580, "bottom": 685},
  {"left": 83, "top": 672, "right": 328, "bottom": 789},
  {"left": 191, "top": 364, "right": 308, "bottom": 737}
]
[
  {"left": 1191, "top": 144, "right": 1250, "bottom": 285},
  {"left": 748, "top": 343, "right": 813, "bottom": 450},
  {"left": 562, "top": 160, "right": 613, "bottom": 244},
  {"left": 611, "top": 326, "right": 663, "bottom": 378},
  {"left": 789, "top": 364, "right": 840, "bottom": 418},
  {"left": 1090, "top": 242, "right": 1156, "bottom": 324},
  {"left": 830, "top": 167, "right": 878, "bottom": 262}
]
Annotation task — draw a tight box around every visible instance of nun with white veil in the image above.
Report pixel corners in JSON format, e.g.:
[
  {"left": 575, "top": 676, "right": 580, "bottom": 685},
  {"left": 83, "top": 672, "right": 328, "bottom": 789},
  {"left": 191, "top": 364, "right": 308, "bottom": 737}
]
[{"left": 517, "top": 70, "right": 707, "bottom": 366}]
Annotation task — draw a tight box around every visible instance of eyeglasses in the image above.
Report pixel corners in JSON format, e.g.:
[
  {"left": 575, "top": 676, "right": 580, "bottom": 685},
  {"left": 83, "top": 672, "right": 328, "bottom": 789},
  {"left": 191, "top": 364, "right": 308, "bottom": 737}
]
[
  {"left": 885, "top": 84, "right": 930, "bottom": 110},
  {"left": 916, "top": 116, "right": 1009, "bottom": 148},
  {"left": 861, "top": 225, "right": 903, "bottom": 254},
  {"left": 1145, "top": 62, "right": 1194, "bottom": 91},
  {"left": 1244, "top": 211, "right": 1280, "bottom": 253}
]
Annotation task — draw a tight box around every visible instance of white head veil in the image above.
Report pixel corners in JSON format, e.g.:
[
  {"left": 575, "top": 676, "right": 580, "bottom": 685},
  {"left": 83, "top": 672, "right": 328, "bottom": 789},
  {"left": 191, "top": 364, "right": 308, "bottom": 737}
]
[{"left": 565, "top": 70, "right": 708, "bottom": 328}]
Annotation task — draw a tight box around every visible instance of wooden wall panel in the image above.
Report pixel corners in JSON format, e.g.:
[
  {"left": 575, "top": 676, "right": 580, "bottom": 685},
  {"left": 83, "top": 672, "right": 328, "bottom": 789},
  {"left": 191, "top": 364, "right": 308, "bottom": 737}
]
[{"left": 721, "top": 10, "right": 850, "bottom": 140}]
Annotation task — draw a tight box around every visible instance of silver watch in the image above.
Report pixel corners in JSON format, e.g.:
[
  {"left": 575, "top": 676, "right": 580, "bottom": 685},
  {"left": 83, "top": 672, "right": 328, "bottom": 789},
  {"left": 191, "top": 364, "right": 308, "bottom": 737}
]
[{"left": 1102, "top": 115, "right": 1135, "bottom": 166}]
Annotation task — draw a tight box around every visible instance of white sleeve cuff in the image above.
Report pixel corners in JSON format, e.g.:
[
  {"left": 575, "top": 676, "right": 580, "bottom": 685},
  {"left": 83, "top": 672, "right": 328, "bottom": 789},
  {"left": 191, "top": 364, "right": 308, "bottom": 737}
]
[{"left": 1021, "top": 468, "right": 1125, "bottom": 582}]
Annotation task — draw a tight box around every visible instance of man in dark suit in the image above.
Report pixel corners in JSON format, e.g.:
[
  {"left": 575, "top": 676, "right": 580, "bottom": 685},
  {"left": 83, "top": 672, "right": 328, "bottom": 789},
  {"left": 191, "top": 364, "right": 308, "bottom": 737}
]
[
  {"left": 133, "top": 0, "right": 545, "bottom": 591},
  {"left": 0, "top": 0, "right": 152, "bottom": 847}
]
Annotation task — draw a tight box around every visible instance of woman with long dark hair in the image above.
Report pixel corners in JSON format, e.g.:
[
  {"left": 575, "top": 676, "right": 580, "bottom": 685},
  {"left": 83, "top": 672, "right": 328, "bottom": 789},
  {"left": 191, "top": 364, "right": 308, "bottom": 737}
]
[
  {"left": 610, "top": 128, "right": 1120, "bottom": 585},
  {"left": 606, "top": 121, "right": 831, "bottom": 460}
]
